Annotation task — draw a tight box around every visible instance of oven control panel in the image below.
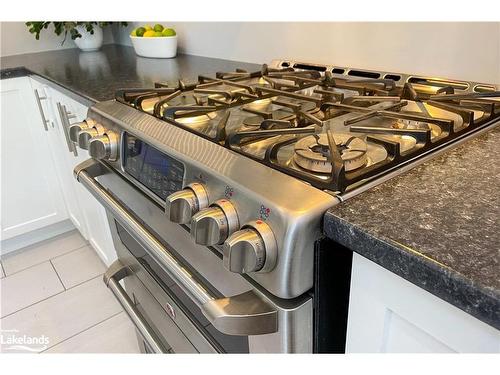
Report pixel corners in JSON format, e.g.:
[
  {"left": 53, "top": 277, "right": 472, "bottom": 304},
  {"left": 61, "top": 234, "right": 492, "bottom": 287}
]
[
  {"left": 165, "top": 184, "right": 278, "bottom": 276},
  {"left": 122, "top": 133, "right": 185, "bottom": 201}
]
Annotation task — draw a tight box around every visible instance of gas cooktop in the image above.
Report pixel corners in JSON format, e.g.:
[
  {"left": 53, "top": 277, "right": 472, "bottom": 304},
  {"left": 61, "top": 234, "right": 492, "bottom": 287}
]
[{"left": 114, "top": 60, "right": 500, "bottom": 194}]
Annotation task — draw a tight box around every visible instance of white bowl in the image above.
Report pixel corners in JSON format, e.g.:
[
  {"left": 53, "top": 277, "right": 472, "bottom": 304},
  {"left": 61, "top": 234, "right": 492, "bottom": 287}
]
[{"left": 130, "top": 35, "right": 178, "bottom": 59}]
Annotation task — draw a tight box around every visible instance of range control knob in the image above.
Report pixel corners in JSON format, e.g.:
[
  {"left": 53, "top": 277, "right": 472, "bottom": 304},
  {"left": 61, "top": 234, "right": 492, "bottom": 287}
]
[
  {"left": 190, "top": 199, "right": 239, "bottom": 246},
  {"left": 78, "top": 123, "right": 105, "bottom": 150},
  {"left": 165, "top": 183, "right": 209, "bottom": 224},
  {"left": 223, "top": 220, "right": 277, "bottom": 274},
  {"left": 69, "top": 118, "right": 96, "bottom": 143},
  {"left": 88, "top": 131, "right": 119, "bottom": 161}
]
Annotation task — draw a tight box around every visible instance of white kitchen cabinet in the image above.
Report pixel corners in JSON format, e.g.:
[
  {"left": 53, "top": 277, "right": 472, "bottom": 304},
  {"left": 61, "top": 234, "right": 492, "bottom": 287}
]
[
  {"left": 29, "top": 79, "right": 88, "bottom": 239},
  {"left": 0, "top": 77, "right": 69, "bottom": 250},
  {"left": 44, "top": 82, "right": 117, "bottom": 266},
  {"left": 346, "top": 253, "right": 500, "bottom": 353}
]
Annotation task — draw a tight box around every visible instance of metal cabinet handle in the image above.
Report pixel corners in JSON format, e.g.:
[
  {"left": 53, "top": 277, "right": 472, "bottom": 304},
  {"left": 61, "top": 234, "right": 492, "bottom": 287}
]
[
  {"left": 74, "top": 159, "right": 278, "bottom": 336},
  {"left": 34, "top": 89, "right": 50, "bottom": 131},
  {"left": 56, "top": 102, "right": 78, "bottom": 157},
  {"left": 103, "top": 260, "right": 167, "bottom": 353}
]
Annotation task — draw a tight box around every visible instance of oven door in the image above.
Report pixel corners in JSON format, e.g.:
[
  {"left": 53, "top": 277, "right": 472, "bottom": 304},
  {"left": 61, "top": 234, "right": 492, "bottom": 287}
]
[{"left": 75, "top": 159, "right": 313, "bottom": 353}]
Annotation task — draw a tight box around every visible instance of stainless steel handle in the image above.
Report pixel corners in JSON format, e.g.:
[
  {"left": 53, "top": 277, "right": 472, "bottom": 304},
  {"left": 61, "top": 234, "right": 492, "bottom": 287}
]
[
  {"left": 74, "top": 159, "right": 278, "bottom": 336},
  {"left": 103, "top": 260, "right": 167, "bottom": 353},
  {"left": 56, "top": 102, "right": 78, "bottom": 156},
  {"left": 34, "top": 89, "right": 50, "bottom": 131}
]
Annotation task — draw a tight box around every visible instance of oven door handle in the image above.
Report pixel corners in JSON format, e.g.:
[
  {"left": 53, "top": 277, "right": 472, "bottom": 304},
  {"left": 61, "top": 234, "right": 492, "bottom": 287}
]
[
  {"left": 75, "top": 159, "right": 278, "bottom": 336},
  {"left": 103, "top": 260, "right": 167, "bottom": 353}
]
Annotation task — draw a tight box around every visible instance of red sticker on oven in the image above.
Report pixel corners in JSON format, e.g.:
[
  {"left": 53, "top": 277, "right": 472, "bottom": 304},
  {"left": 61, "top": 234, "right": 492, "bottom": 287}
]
[
  {"left": 224, "top": 185, "right": 234, "bottom": 199},
  {"left": 259, "top": 205, "right": 271, "bottom": 220}
]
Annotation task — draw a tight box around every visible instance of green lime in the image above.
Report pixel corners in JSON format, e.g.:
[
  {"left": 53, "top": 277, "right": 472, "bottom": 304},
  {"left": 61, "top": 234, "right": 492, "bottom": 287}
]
[
  {"left": 161, "top": 28, "right": 176, "bottom": 37},
  {"left": 153, "top": 24, "right": 164, "bottom": 32},
  {"left": 154, "top": 31, "right": 163, "bottom": 37},
  {"left": 136, "top": 27, "right": 146, "bottom": 37},
  {"left": 130, "top": 28, "right": 137, "bottom": 36}
]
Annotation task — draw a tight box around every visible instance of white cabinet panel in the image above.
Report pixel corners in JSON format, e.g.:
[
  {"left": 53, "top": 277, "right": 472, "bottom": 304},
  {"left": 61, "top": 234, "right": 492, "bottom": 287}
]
[
  {"left": 29, "top": 79, "right": 88, "bottom": 239},
  {"left": 45, "top": 84, "right": 116, "bottom": 266},
  {"left": 346, "top": 253, "right": 500, "bottom": 353},
  {"left": 0, "top": 77, "right": 68, "bottom": 243}
]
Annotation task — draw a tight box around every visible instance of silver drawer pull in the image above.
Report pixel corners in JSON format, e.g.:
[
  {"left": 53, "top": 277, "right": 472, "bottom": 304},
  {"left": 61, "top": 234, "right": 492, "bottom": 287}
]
[
  {"left": 75, "top": 159, "right": 278, "bottom": 336},
  {"left": 56, "top": 102, "right": 78, "bottom": 156},
  {"left": 103, "top": 260, "right": 167, "bottom": 354},
  {"left": 34, "top": 89, "right": 50, "bottom": 131}
]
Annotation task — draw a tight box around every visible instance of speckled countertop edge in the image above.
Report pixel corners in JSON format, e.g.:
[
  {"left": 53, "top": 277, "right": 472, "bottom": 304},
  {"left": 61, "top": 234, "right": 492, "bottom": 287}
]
[
  {"left": 324, "top": 126, "right": 500, "bottom": 330},
  {"left": 1, "top": 65, "right": 97, "bottom": 106},
  {"left": 325, "top": 214, "right": 500, "bottom": 329}
]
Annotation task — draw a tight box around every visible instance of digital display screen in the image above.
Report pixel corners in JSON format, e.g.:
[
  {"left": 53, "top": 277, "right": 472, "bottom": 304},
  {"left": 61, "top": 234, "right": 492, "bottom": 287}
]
[{"left": 123, "top": 133, "right": 184, "bottom": 200}]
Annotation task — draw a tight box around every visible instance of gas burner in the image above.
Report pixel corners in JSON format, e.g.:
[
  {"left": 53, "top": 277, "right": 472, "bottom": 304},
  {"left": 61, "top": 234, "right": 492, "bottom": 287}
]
[
  {"left": 244, "top": 97, "right": 273, "bottom": 111},
  {"left": 392, "top": 118, "right": 442, "bottom": 138},
  {"left": 393, "top": 118, "right": 427, "bottom": 130},
  {"left": 241, "top": 99, "right": 318, "bottom": 128},
  {"left": 242, "top": 110, "right": 293, "bottom": 128},
  {"left": 175, "top": 111, "right": 218, "bottom": 125},
  {"left": 293, "top": 134, "right": 368, "bottom": 173}
]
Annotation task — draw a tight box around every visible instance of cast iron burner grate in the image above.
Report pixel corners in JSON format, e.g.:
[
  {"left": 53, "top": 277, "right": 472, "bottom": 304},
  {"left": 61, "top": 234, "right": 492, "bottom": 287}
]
[{"left": 114, "top": 64, "right": 500, "bottom": 193}]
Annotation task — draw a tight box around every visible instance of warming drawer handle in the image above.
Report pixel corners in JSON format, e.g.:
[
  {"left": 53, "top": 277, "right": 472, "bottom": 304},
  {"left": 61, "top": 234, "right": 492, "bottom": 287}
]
[
  {"left": 75, "top": 159, "right": 278, "bottom": 336},
  {"left": 103, "top": 260, "right": 167, "bottom": 353}
]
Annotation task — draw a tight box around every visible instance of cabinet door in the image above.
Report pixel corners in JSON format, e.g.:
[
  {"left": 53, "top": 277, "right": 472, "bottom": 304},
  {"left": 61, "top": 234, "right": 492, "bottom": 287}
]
[
  {"left": 48, "top": 88, "right": 117, "bottom": 266},
  {"left": 0, "top": 77, "right": 68, "bottom": 241},
  {"left": 346, "top": 254, "right": 500, "bottom": 353},
  {"left": 29, "top": 78, "right": 88, "bottom": 239}
]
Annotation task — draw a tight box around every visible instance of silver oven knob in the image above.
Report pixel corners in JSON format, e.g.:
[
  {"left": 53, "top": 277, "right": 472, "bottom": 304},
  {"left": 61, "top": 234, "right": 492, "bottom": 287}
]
[
  {"left": 77, "top": 123, "right": 104, "bottom": 150},
  {"left": 190, "top": 199, "right": 239, "bottom": 246},
  {"left": 69, "top": 118, "right": 96, "bottom": 143},
  {"left": 223, "top": 220, "right": 277, "bottom": 274},
  {"left": 88, "top": 131, "right": 119, "bottom": 161},
  {"left": 78, "top": 128, "right": 98, "bottom": 149},
  {"left": 165, "top": 183, "right": 209, "bottom": 224}
]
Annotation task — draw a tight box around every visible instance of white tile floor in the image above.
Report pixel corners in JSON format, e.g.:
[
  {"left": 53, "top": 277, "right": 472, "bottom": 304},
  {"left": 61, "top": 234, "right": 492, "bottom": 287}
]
[{"left": 0, "top": 230, "right": 141, "bottom": 353}]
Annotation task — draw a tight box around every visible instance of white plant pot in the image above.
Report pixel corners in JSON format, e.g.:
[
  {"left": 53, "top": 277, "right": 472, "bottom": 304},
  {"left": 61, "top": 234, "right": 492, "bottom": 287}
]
[
  {"left": 130, "top": 35, "right": 178, "bottom": 59},
  {"left": 74, "top": 25, "right": 103, "bottom": 52}
]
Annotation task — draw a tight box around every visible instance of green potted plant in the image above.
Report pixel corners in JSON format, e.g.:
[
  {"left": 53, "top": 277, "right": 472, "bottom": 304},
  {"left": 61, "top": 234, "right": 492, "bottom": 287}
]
[{"left": 26, "top": 22, "right": 128, "bottom": 51}]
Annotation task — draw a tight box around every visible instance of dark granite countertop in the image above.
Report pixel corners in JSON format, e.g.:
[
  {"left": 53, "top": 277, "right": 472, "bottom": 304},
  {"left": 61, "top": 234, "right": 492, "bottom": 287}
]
[
  {"left": 0, "top": 44, "right": 259, "bottom": 104},
  {"left": 325, "top": 126, "right": 500, "bottom": 330}
]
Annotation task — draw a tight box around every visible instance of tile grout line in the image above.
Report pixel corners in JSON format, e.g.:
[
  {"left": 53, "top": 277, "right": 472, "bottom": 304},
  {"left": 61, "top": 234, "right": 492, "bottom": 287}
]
[
  {"left": 1, "top": 243, "right": 90, "bottom": 278},
  {"left": 49, "top": 260, "right": 67, "bottom": 291},
  {"left": 64, "top": 272, "right": 106, "bottom": 291},
  {"left": 0, "top": 230, "right": 88, "bottom": 262},
  {"left": 0, "top": 262, "right": 5, "bottom": 278},
  {"left": 39, "top": 311, "right": 125, "bottom": 353},
  {"left": 49, "top": 243, "right": 91, "bottom": 261},
  {"left": 0, "top": 289, "right": 66, "bottom": 320},
  {"left": 0, "top": 273, "right": 106, "bottom": 320}
]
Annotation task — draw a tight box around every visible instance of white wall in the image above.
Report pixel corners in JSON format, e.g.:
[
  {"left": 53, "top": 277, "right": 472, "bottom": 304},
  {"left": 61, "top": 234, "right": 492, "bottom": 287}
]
[
  {"left": 115, "top": 22, "right": 500, "bottom": 84},
  {"left": 0, "top": 22, "right": 115, "bottom": 57}
]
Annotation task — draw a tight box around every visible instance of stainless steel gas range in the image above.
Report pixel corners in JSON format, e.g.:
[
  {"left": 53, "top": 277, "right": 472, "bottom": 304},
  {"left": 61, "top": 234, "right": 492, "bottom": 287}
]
[{"left": 70, "top": 59, "right": 499, "bottom": 353}]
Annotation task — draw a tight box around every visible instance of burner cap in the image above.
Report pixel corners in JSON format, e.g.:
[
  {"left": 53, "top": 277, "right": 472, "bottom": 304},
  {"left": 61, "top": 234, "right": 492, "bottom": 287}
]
[
  {"left": 293, "top": 134, "right": 367, "bottom": 173},
  {"left": 393, "top": 118, "right": 441, "bottom": 138}
]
